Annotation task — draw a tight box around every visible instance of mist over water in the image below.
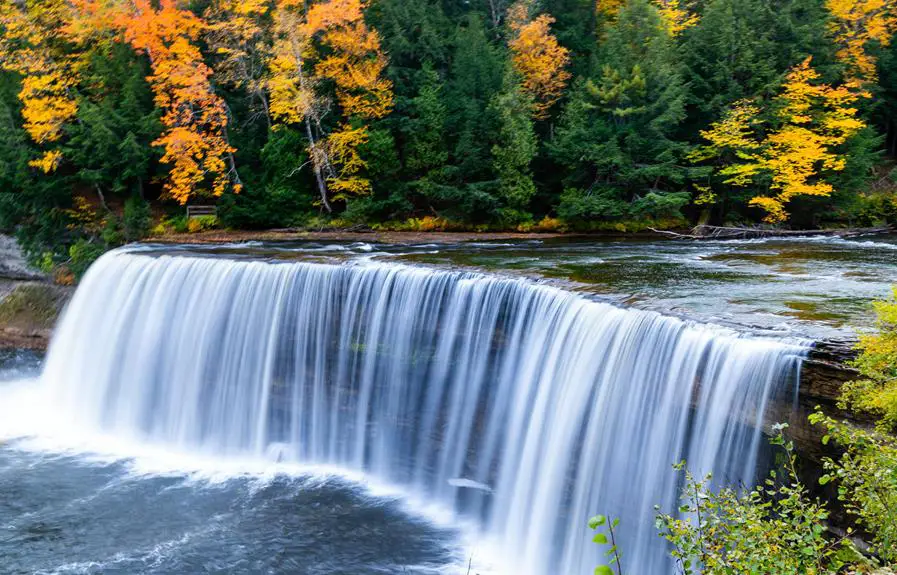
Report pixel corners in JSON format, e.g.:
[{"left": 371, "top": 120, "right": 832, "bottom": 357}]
[{"left": 3, "top": 249, "right": 807, "bottom": 574}]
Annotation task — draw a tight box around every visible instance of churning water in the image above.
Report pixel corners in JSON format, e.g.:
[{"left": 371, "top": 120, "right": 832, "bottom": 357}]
[{"left": 2, "top": 248, "right": 808, "bottom": 574}]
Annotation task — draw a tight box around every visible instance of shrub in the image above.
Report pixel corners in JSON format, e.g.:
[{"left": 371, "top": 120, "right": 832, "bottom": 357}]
[
  {"left": 841, "top": 287, "right": 897, "bottom": 432},
  {"left": 67, "top": 239, "right": 106, "bottom": 280},
  {"left": 655, "top": 424, "right": 854, "bottom": 575},
  {"left": 811, "top": 413, "right": 897, "bottom": 564},
  {"left": 122, "top": 197, "right": 152, "bottom": 242},
  {"left": 186, "top": 214, "right": 219, "bottom": 233}
]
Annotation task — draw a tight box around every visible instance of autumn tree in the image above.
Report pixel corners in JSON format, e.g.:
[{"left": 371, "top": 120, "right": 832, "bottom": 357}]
[
  {"left": 692, "top": 58, "right": 867, "bottom": 223},
  {"left": 205, "top": 0, "right": 273, "bottom": 127},
  {"left": 596, "top": 0, "right": 696, "bottom": 36},
  {"left": 0, "top": 0, "right": 78, "bottom": 173},
  {"left": 267, "top": 0, "right": 393, "bottom": 211},
  {"left": 111, "top": 0, "right": 241, "bottom": 205},
  {"left": 506, "top": 0, "right": 571, "bottom": 119},
  {"left": 653, "top": 0, "right": 698, "bottom": 36},
  {"left": 826, "top": 0, "right": 897, "bottom": 84}
]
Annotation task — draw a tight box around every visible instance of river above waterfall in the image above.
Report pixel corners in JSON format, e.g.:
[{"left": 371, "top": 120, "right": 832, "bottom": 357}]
[{"left": 146, "top": 232, "right": 897, "bottom": 341}]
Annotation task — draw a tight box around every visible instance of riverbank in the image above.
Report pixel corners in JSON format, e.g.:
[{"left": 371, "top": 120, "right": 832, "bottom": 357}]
[{"left": 151, "top": 229, "right": 575, "bottom": 245}]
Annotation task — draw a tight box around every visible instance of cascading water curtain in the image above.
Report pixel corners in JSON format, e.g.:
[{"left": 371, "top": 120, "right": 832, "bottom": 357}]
[{"left": 43, "top": 249, "right": 807, "bottom": 575}]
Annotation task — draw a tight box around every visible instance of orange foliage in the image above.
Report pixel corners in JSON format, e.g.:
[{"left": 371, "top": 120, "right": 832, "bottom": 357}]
[
  {"left": 507, "top": 1, "right": 571, "bottom": 120},
  {"left": 117, "top": 0, "right": 237, "bottom": 204},
  {"left": 308, "top": 0, "right": 393, "bottom": 120},
  {"left": 826, "top": 0, "right": 897, "bottom": 84}
]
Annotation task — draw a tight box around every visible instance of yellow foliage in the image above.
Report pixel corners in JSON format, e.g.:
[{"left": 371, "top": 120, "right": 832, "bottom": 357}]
[
  {"left": 309, "top": 0, "right": 394, "bottom": 120},
  {"left": 595, "top": 0, "right": 626, "bottom": 22},
  {"left": 65, "top": 196, "right": 105, "bottom": 235},
  {"left": 693, "top": 59, "right": 866, "bottom": 223},
  {"left": 204, "top": 0, "right": 271, "bottom": 101},
  {"left": 325, "top": 124, "right": 371, "bottom": 199},
  {"left": 689, "top": 101, "right": 762, "bottom": 163},
  {"left": 266, "top": 0, "right": 392, "bottom": 205},
  {"left": 29, "top": 149, "right": 63, "bottom": 173},
  {"left": 750, "top": 58, "right": 866, "bottom": 222},
  {"left": 595, "top": 0, "right": 698, "bottom": 35},
  {"left": 267, "top": 0, "right": 315, "bottom": 126},
  {"left": 692, "top": 184, "right": 718, "bottom": 206},
  {"left": 507, "top": 1, "right": 571, "bottom": 119},
  {"left": 654, "top": 0, "right": 699, "bottom": 35},
  {"left": 826, "top": 0, "right": 897, "bottom": 84},
  {"left": 0, "top": 0, "right": 79, "bottom": 161},
  {"left": 117, "top": 0, "right": 237, "bottom": 204}
]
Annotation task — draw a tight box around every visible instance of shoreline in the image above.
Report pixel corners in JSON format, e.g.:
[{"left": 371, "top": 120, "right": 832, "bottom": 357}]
[{"left": 149, "top": 229, "right": 578, "bottom": 245}]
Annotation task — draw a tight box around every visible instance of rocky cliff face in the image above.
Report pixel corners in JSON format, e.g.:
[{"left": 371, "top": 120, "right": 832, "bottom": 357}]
[{"left": 0, "top": 235, "right": 71, "bottom": 349}]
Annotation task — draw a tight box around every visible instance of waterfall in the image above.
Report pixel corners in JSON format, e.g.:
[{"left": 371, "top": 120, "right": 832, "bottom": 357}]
[{"left": 42, "top": 249, "right": 807, "bottom": 574}]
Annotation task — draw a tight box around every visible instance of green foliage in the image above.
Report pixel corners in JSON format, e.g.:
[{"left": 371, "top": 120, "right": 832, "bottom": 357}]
[
  {"left": 187, "top": 215, "right": 219, "bottom": 233},
  {"left": 491, "top": 69, "right": 538, "bottom": 211},
  {"left": 840, "top": 287, "right": 897, "bottom": 431},
  {"left": 122, "top": 197, "right": 152, "bottom": 242},
  {"left": 67, "top": 239, "right": 106, "bottom": 280},
  {"left": 656, "top": 424, "right": 854, "bottom": 575},
  {"left": 811, "top": 413, "right": 897, "bottom": 564},
  {"left": 589, "top": 514, "right": 624, "bottom": 575},
  {"left": 0, "top": 0, "right": 894, "bottom": 238},
  {"left": 552, "top": 0, "right": 692, "bottom": 221}
]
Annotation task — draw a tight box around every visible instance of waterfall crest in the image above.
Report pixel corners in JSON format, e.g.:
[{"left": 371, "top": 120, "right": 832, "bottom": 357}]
[{"left": 42, "top": 249, "right": 807, "bottom": 574}]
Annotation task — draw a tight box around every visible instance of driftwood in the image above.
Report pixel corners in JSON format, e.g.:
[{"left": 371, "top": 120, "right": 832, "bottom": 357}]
[{"left": 650, "top": 224, "right": 893, "bottom": 240}]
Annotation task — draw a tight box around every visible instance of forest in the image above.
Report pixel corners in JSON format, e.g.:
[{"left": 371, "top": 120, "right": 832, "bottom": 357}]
[{"left": 0, "top": 0, "right": 896, "bottom": 272}]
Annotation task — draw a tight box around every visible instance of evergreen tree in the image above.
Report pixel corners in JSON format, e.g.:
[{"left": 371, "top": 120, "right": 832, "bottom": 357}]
[
  {"left": 491, "top": 67, "right": 538, "bottom": 223},
  {"left": 65, "top": 42, "right": 161, "bottom": 201},
  {"left": 681, "top": 0, "right": 781, "bottom": 118},
  {"left": 552, "top": 0, "right": 691, "bottom": 221}
]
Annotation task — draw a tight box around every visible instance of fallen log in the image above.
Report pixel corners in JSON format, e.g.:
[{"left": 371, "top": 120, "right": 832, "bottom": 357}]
[{"left": 650, "top": 225, "right": 893, "bottom": 240}]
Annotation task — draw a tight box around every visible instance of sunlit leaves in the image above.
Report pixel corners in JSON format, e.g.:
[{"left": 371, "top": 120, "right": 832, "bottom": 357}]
[
  {"left": 325, "top": 123, "right": 371, "bottom": 199},
  {"left": 266, "top": 0, "right": 393, "bottom": 206},
  {"left": 693, "top": 58, "right": 867, "bottom": 223},
  {"left": 826, "top": 0, "right": 897, "bottom": 84},
  {"left": 119, "top": 0, "right": 237, "bottom": 204},
  {"left": 507, "top": 1, "right": 571, "bottom": 119},
  {"left": 309, "top": 0, "right": 393, "bottom": 120},
  {"left": 654, "top": 0, "right": 699, "bottom": 36},
  {"left": 0, "top": 0, "right": 78, "bottom": 157}
]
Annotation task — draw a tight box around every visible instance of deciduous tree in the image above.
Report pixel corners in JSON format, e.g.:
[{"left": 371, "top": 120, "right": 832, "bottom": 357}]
[
  {"left": 118, "top": 0, "right": 239, "bottom": 204},
  {"left": 0, "top": 0, "right": 78, "bottom": 173},
  {"left": 507, "top": 0, "right": 571, "bottom": 119},
  {"left": 826, "top": 0, "right": 897, "bottom": 84},
  {"left": 694, "top": 58, "right": 867, "bottom": 223}
]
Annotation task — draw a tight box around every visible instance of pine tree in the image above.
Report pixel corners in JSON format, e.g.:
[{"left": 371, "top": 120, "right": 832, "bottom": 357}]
[
  {"left": 491, "top": 67, "right": 538, "bottom": 220},
  {"left": 681, "top": 0, "right": 781, "bottom": 117},
  {"left": 553, "top": 0, "right": 690, "bottom": 220}
]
